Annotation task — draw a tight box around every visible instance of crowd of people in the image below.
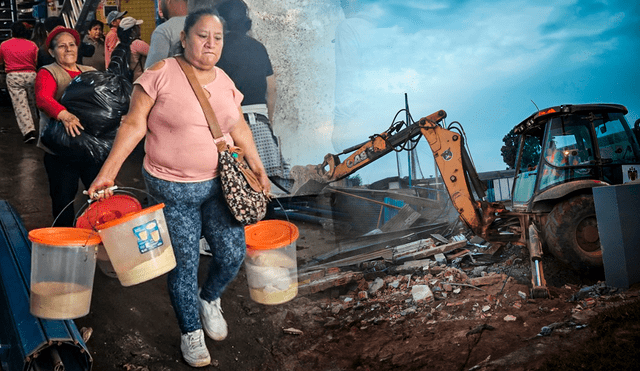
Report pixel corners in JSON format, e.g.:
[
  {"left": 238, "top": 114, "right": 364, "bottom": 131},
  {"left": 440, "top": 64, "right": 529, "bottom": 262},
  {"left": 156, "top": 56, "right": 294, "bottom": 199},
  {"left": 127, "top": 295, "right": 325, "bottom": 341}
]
[{"left": 0, "top": 0, "right": 295, "bottom": 368}]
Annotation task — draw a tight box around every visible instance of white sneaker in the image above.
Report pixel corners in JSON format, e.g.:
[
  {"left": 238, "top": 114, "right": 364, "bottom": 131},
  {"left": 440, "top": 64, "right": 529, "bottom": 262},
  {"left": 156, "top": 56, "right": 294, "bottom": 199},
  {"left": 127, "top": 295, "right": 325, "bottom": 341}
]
[
  {"left": 198, "top": 294, "right": 228, "bottom": 341},
  {"left": 199, "top": 237, "right": 212, "bottom": 256},
  {"left": 180, "top": 329, "right": 211, "bottom": 367}
]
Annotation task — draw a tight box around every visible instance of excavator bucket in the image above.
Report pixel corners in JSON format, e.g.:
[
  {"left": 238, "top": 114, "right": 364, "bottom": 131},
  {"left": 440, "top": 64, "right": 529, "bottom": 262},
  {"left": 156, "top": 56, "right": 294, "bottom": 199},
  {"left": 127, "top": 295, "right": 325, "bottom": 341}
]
[{"left": 288, "top": 165, "right": 330, "bottom": 196}]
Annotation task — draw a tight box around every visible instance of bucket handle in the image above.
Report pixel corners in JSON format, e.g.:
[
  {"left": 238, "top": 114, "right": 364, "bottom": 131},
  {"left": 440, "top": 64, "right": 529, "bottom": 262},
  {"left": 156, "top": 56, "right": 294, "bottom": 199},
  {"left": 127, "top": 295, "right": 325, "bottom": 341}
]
[
  {"left": 74, "top": 186, "right": 162, "bottom": 231},
  {"left": 52, "top": 186, "right": 162, "bottom": 228}
]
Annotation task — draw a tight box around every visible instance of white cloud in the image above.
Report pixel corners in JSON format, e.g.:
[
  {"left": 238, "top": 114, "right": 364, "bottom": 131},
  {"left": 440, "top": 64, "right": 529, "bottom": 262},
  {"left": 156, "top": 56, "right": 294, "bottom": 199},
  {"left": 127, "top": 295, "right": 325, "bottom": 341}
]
[{"left": 326, "top": 0, "right": 638, "bottom": 181}]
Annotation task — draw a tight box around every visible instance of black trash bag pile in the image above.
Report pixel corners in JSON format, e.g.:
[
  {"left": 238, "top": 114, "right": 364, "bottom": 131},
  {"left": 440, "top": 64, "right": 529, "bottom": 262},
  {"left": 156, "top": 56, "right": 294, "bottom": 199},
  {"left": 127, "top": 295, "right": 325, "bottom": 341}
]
[{"left": 41, "top": 71, "right": 133, "bottom": 164}]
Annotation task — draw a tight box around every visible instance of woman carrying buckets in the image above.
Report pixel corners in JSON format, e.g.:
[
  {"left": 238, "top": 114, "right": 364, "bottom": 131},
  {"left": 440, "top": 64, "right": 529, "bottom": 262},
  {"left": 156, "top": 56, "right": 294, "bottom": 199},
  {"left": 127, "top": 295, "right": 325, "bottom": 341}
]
[{"left": 88, "top": 8, "right": 270, "bottom": 368}]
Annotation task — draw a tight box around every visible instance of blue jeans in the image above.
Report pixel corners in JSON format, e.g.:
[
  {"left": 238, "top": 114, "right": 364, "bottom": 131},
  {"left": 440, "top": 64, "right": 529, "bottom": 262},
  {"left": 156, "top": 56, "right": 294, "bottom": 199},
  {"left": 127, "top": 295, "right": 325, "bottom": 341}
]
[{"left": 143, "top": 169, "right": 245, "bottom": 334}]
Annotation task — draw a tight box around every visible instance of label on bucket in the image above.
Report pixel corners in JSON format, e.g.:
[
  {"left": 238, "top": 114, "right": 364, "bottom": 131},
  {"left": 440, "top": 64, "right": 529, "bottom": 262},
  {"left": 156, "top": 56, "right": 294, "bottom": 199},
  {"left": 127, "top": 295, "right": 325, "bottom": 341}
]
[{"left": 132, "top": 220, "right": 164, "bottom": 254}]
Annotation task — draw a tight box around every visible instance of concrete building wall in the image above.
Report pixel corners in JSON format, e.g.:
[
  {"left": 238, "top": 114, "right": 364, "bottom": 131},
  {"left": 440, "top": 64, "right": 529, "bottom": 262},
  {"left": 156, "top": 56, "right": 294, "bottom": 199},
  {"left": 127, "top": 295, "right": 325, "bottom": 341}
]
[{"left": 244, "top": 0, "right": 342, "bottom": 167}]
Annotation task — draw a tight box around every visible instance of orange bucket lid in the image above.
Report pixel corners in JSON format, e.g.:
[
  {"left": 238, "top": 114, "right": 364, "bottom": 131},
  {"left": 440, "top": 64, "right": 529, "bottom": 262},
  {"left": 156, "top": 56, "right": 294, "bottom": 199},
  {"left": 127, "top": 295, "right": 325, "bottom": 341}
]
[
  {"left": 95, "top": 203, "right": 165, "bottom": 230},
  {"left": 29, "top": 227, "right": 101, "bottom": 246},
  {"left": 245, "top": 220, "right": 299, "bottom": 250},
  {"left": 75, "top": 194, "right": 142, "bottom": 230}
]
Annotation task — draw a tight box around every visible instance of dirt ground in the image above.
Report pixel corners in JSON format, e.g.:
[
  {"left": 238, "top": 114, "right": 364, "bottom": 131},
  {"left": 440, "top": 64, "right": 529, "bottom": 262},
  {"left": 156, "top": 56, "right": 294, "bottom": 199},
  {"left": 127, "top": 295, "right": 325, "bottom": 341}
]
[{"left": 2, "top": 104, "right": 640, "bottom": 371}]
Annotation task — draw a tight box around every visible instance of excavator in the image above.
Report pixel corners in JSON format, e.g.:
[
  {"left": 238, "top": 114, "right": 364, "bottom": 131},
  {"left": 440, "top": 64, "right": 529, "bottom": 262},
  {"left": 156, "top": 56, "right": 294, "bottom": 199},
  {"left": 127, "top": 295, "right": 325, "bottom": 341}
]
[{"left": 313, "top": 104, "right": 640, "bottom": 298}]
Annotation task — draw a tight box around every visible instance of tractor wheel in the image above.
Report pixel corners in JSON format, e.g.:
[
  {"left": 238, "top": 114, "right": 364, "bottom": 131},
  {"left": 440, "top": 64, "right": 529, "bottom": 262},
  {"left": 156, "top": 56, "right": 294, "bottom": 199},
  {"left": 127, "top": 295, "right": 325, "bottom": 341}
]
[{"left": 544, "top": 194, "right": 603, "bottom": 270}]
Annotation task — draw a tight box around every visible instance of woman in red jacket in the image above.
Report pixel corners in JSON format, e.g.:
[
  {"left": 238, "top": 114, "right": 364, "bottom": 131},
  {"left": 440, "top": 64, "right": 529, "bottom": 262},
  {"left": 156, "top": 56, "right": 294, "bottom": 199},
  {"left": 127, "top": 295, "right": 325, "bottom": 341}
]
[
  {"left": 34, "top": 26, "right": 97, "bottom": 226},
  {"left": 0, "top": 21, "right": 39, "bottom": 143}
]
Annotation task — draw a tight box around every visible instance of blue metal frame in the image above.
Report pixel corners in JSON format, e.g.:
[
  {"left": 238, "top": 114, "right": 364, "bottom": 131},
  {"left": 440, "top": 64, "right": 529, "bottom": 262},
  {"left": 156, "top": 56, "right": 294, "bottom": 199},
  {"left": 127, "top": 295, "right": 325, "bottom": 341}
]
[{"left": 0, "top": 200, "right": 92, "bottom": 371}]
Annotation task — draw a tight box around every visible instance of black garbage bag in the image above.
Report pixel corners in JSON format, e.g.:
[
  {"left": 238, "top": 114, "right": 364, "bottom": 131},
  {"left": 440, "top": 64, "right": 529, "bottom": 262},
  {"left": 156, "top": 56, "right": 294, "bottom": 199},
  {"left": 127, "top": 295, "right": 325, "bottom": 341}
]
[
  {"left": 41, "top": 71, "right": 132, "bottom": 164},
  {"left": 41, "top": 120, "right": 116, "bottom": 164},
  {"left": 59, "top": 71, "right": 132, "bottom": 137}
]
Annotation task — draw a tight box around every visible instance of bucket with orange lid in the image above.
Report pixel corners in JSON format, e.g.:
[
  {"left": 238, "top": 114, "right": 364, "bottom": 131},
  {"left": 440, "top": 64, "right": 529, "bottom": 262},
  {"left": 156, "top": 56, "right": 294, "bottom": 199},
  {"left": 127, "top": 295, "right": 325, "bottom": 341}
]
[
  {"left": 95, "top": 203, "right": 176, "bottom": 286},
  {"left": 28, "top": 227, "right": 101, "bottom": 319},
  {"left": 75, "top": 194, "right": 142, "bottom": 277},
  {"left": 244, "top": 220, "right": 299, "bottom": 305}
]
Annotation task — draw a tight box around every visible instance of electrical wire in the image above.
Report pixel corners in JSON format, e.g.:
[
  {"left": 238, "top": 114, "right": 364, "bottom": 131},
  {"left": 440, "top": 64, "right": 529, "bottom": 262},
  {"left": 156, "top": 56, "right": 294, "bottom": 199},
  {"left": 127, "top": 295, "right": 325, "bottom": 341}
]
[
  {"left": 448, "top": 120, "right": 481, "bottom": 174},
  {"left": 367, "top": 108, "right": 424, "bottom": 154}
]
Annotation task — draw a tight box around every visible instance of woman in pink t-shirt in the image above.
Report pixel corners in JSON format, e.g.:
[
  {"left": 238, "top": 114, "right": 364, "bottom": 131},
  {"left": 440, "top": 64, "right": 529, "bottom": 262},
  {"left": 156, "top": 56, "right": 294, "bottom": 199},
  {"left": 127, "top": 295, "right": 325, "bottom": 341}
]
[
  {"left": 0, "top": 21, "right": 39, "bottom": 143},
  {"left": 128, "top": 21, "right": 149, "bottom": 81},
  {"left": 88, "top": 9, "right": 269, "bottom": 367}
]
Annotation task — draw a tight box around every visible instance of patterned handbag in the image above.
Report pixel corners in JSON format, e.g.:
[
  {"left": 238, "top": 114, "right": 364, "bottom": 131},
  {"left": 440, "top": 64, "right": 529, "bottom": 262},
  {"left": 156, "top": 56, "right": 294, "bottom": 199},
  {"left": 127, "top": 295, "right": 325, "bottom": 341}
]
[{"left": 176, "top": 57, "right": 269, "bottom": 225}]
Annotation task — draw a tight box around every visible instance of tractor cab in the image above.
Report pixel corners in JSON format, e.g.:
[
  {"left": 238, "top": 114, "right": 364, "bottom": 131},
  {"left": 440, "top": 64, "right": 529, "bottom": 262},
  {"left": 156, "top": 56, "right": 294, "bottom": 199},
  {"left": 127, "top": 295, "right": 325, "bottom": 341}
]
[{"left": 511, "top": 104, "right": 640, "bottom": 212}]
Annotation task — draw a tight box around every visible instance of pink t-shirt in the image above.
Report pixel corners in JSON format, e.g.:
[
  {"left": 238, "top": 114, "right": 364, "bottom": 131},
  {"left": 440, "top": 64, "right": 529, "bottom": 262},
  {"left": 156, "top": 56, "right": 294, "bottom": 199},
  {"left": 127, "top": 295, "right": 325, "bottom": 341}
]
[
  {"left": 136, "top": 57, "right": 244, "bottom": 182},
  {"left": 130, "top": 39, "right": 149, "bottom": 59},
  {"left": 0, "top": 38, "right": 38, "bottom": 72}
]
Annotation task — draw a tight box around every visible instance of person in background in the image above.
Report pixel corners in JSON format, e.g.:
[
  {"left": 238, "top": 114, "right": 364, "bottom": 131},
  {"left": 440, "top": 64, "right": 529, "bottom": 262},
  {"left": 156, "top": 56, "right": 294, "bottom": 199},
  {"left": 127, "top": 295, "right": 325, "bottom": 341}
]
[
  {"left": 332, "top": 0, "right": 376, "bottom": 152},
  {"left": 125, "top": 17, "right": 150, "bottom": 81},
  {"left": 108, "top": 17, "right": 149, "bottom": 82},
  {"left": 145, "top": 0, "right": 188, "bottom": 68},
  {"left": 31, "top": 21, "right": 47, "bottom": 49},
  {"left": 104, "top": 10, "right": 127, "bottom": 69},
  {"left": 82, "top": 19, "right": 106, "bottom": 71},
  {"left": 0, "top": 21, "right": 38, "bottom": 144},
  {"left": 34, "top": 26, "right": 98, "bottom": 226},
  {"left": 87, "top": 9, "right": 269, "bottom": 367},
  {"left": 36, "top": 16, "right": 64, "bottom": 69},
  {"left": 215, "top": 0, "right": 293, "bottom": 200}
]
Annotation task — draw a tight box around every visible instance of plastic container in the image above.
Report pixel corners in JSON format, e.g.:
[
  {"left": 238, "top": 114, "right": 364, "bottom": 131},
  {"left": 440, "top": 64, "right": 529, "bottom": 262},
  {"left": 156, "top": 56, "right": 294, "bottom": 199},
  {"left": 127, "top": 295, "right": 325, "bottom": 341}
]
[
  {"left": 75, "top": 194, "right": 142, "bottom": 277},
  {"left": 96, "top": 203, "right": 176, "bottom": 286},
  {"left": 244, "top": 220, "right": 299, "bottom": 305},
  {"left": 28, "top": 228, "right": 101, "bottom": 319}
]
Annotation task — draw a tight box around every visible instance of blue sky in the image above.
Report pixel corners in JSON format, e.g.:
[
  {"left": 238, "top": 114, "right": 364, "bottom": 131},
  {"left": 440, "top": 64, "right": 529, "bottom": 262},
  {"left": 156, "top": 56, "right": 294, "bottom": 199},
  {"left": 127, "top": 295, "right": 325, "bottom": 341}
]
[{"left": 335, "top": 0, "right": 640, "bottom": 183}]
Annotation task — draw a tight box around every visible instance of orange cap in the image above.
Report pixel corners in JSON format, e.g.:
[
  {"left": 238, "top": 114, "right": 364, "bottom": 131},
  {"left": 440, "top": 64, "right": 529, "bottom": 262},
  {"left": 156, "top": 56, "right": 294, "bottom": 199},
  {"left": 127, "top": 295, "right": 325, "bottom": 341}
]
[
  {"left": 29, "top": 227, "right": 101, "bottom": 246},
  {"left": 94, "top": 203, "right": 165, "bottom": 230},
  {"left": 245, "top": 220, "right": 299, "bottom": 250}
]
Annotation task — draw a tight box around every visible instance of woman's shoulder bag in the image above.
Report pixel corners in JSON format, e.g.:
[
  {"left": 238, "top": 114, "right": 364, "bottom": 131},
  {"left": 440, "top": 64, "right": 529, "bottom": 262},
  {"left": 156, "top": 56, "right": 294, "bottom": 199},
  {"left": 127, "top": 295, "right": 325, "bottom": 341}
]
[{"left": 175, "top": 56, "right": 269, "bottom": 225}]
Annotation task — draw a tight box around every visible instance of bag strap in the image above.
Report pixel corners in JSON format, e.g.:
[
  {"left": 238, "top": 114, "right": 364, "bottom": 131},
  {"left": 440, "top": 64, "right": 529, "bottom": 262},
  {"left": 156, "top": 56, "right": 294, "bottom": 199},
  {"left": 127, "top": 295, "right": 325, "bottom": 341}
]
[{"left": 175, "top": 56, "right": 227, "bottom": 152}]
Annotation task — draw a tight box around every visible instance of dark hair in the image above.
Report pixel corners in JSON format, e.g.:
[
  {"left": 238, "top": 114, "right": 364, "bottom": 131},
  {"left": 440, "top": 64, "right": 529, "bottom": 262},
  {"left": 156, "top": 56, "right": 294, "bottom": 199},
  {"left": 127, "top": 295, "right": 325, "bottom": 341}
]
[
  {"left": 183, "top": 7, "right": 222, "bottom": 36},
  {"left": 10, "top": 21, "right": 31, "bottom": 39},
  {"left": 88, "top": 19, "right": 104, "bottom": 30},
  {"left": 44, "top": 16, "right": 65, "bottom": 33},
  {"left": 116, "top": 26, "right": 134, "bottom": 46},
  {"left": 216, "top": 0, "right": 251, "bottom": 33},
  {"left": 31, "top": 22, "right": 47, "bottom": 46}
]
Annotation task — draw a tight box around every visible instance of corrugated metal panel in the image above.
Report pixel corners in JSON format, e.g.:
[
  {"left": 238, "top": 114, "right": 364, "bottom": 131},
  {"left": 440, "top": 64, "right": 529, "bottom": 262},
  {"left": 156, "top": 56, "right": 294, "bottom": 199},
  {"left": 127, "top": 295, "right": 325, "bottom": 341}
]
[
  {"left": 383, "top": 197, "right": 404, "bottom": 224},
  {"left": 330, "top": 189, "right": 387, "bottom": 234}
]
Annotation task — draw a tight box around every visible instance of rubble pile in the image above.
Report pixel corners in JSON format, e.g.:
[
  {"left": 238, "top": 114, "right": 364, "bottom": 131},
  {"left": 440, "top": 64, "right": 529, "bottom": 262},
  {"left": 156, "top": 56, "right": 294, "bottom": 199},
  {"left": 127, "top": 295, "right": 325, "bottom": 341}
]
[
  {"left": 293, "top": 231, "right": 634, "bottom": 329},
  {"left": 297, "top": 262, "right": 526, "bottom": 330},
  {"left": 263, "top": 228, "right": 640, "bottom": 371}
]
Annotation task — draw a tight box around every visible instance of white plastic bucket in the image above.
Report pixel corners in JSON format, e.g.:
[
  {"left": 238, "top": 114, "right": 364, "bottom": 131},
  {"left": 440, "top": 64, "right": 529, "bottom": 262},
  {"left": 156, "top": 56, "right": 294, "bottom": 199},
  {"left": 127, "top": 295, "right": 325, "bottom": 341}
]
[
  {"left": 96, "top": 203, "right": 176, "bottom": 286},
  {"left": 244, "top": 220, "right": 299, "bottom": 305},
  {"left": 28, "top": 228, "right": 100, "bottom": 319}
]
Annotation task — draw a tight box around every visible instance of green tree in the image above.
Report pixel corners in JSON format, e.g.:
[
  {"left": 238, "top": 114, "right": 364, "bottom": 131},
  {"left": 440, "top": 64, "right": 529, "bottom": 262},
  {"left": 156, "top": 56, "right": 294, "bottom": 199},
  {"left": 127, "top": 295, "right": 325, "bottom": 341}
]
[
  {"left": 501, "top": 129, "right": 519, "bottom": 169},
  {"left": 501, "top": 129, "right": 541, "bottom": 170}
]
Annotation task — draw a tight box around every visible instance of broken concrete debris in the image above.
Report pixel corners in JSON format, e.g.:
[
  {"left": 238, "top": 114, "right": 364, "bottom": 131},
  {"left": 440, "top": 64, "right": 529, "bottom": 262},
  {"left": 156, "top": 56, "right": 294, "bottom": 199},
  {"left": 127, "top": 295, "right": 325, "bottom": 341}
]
[
  {"left": 367, "top": 277, "right": 385, "bottom": 295},
  {"left": 297, "top": 232, "right": 502, "bottom": 296},
  {"left": 289, "top": 225, "right": 638, "bottom": 366},
  {"left": 468, "top": 274, "right": 508, "bottom": 287},
  {"left": 410, "top": 285, "right": 433, "bottom": 302},
  {"left": 282, "top": 327, "right": 304, "bottom": 335}
]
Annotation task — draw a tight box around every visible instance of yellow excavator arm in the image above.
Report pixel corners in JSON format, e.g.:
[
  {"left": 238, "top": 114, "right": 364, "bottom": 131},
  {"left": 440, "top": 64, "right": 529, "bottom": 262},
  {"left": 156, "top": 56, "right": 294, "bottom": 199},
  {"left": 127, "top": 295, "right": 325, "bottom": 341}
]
[
  {"left": 319, "top": 110, "right": 498, "bottom": 238},
  {"left": 315, "top": 109, "right": 547, "bottom": 298}
]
